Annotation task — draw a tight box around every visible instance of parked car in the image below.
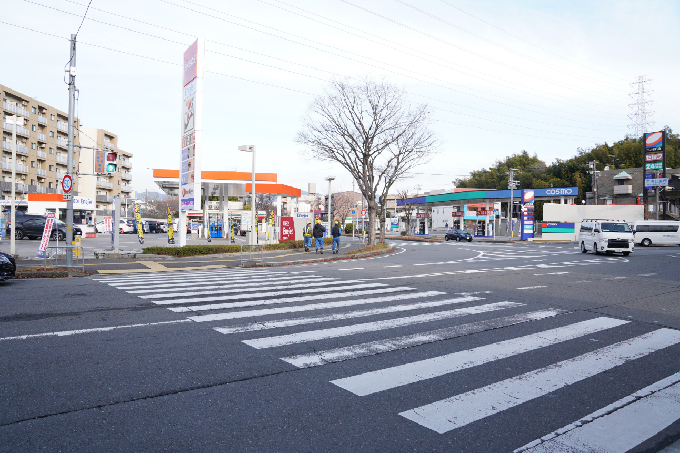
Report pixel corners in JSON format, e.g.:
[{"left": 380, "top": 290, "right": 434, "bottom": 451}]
[
  {"left": 0, "top": 251, "right": 16, "bottom": 281},
  {"left": 120, "top": 219, "right": 134, "bottom": 234},
  {"left": 146, "top": 220, "right": 161, "bottom": 233},
  {"left": 158, "top": 221, "right": 168, "bottom": 233},
  {"left": 445, "top": 229, "right": 472, "bottom": 242},
  {"left": 4, "top": 212, "right": 45, "bottom": 237},
  {"left": 10, "top": 216, "right": 81, "bottom": 240},
  {"left": 579, "top": 219, "right": 633, "bottom": 255}
]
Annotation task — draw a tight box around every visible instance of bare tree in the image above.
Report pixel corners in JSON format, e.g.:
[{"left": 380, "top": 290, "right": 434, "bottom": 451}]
[
  {"left": 331, "top": 191, "right": 355, "bottom": 224},
  {"left": 255, "top": 193, "right": 276, "bottom": 213},
  {"left": 397, "top": 189, "right": 419, "bottom": 235},
  {"left": 297, "top": 77, "right": 438, "bottom": 246}
]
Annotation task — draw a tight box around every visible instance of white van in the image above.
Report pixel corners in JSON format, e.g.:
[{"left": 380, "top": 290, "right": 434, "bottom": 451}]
[
  {"left": 632, "top": 220, "right": 680, "bottom": 246},
  {"left": 579, "top": 219, "right": 634, "bottom": 256}
]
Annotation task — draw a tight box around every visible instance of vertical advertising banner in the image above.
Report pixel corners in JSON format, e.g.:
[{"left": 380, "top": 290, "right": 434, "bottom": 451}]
[
  {"left": 167, "top": 206, "right": 175, "bottom": 244},
  {"left": 280, "top": 217, "right": 295, "bottom": 242},
  {"left": 134, "top": 203, "right": 144, "bottom": 244},
  {"left": 37, "top": 212, "right": 56, "bottom": 258},
  {"left": 180, "top": 39, "right": 203, "bottom": 212},
  {"left": 520, "top": 189, "right": 535, "bottom": 241}
]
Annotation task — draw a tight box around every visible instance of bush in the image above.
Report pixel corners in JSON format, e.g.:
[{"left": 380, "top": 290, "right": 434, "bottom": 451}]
[
  {"left": 344, "top": 223, "right": 354, "bottom": 234},
  {"left": 400, "top": 231, "right": 407, "bottom": 236},
  {"left": 143, "top": 238, "right": 333, "bottom": 257}
]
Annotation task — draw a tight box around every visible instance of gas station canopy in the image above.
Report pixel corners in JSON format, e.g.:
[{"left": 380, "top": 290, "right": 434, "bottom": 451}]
[
  {"left": 245, "top": 183, "right": 301, "bottom": 198},
  {"left": 152, "top": 169, "right": 279, "bottom": 196}
]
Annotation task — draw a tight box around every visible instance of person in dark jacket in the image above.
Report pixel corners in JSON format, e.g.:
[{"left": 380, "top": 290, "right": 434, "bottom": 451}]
[
  {"left": 313, "top": 219, "right": 326, "bottom": 254},
  {"left": 331, "top": 220, "right": 342, "bottom": 254}
]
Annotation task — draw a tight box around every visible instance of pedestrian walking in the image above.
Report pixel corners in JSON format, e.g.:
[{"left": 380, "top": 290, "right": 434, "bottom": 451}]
[
  {"left": 331, "top": 220, "right": 342, "bottom": 254},
  {"left": 303, "top": 221, "right": 313, "bottom": 252},
  {"left": 313, "top": 219, "right": 326, "bottom": 254}
]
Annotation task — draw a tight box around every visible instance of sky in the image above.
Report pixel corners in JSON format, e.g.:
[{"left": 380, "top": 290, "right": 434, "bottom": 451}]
[{"left": 3, "top": 0, "right": 680, "bottom": 196}]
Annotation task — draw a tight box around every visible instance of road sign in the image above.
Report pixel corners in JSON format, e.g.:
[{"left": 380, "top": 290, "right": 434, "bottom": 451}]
[
  {"left": 644, "top": 178, "right": 669, "bottom": 188},
  {"left": 61, "top": 174, "right": 73, "bottom": 194},
  {"left": 361, "top": 210, "right": 366, "bottom": 216},
  {"left": 351, "top": 210, "right": 356, "bottom": 215},
  {"left": 62, "top": 193, "right": 73, "bottom": 201}
]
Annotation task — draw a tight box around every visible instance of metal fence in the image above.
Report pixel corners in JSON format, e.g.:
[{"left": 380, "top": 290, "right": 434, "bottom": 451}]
[
  {"left": 240, "top": 244, "right": 263, "bottom": 267},
  {"left": 43, "top": 245, "right": 85, "bottom": 271}
]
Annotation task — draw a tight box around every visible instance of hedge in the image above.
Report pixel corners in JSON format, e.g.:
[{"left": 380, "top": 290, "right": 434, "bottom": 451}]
[{"left": 143, "top": 238, "right": 333, "bottom": 257}]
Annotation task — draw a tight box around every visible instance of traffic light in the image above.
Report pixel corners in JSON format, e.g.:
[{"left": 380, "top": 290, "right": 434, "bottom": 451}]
[{"left": 105, "top": 151, "right": 117, "bottom": 173}]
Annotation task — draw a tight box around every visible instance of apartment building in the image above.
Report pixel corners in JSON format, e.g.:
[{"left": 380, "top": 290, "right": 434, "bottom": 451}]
[
  {"left": 78, "top": 128, "right": 133, "bottom": 219},
  {"left": 1, "top": 84, "right": 80, "bottom": 200}
]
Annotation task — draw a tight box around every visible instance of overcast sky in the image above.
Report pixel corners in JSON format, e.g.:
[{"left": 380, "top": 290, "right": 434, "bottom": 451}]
[{"left": 3, "top": 0, "right": 680, "bottom": 195}]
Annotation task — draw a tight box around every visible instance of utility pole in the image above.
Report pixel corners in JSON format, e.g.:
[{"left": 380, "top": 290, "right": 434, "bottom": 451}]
[
  {"left": 65, "top": 34, "right": 77, "bottom": 267},
  {"left": 588, "top": 161, "right": 599, "bottom": 205},
  {"left": 507, "top": 168, "right": 519, "bottom": 238}
]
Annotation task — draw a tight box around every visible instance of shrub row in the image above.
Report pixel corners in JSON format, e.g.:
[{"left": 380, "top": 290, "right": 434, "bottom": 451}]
[{"left": 143, "top": 238, "right": 333, "bottom": 257}]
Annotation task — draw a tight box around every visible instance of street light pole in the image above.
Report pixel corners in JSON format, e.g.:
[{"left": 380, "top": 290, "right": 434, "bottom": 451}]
[
  {"left": 326, "top": 176, "right": 335, "bottom": 227},
  {"left": 507, "top": 168, "right": 519, "bottom": 238},
  {"left": 238, "top": 145, "right": 256, "bottom": 245},
  {"left": 65, "top": 34, "right": 77, "bottom": 267}
]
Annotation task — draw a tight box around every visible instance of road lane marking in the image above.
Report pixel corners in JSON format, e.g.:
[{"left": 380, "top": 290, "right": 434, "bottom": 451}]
[
  {"left": 283, "top": 309, "right": 567, "bottom": 368},
  {"left": 339, "top": 268, "right": 364, "bottom": 271},
  {"left": 242, "top": 302, "right": 524, "bottom": 349},
  {"left": 122, "top": 275, "right": 316, "bottom": 291},
  {"left": 172, "top": 287, "right": 415, "bottom": 314},
  {"left": 516, "top": 286, "right": 547, "bottom": 290},
  {"left": 332, "top": 317, "right": 628, "bottom": 396},
  {"left": 137, "top": 279, "right": 353, "bottom": 299},
  {"left": 0, "top": 320, "right": 191, "bottom": 341},
  {"left": 153, "top": 283, "right": 389, "bottom": 305},
  {"left": 515, "top": 371, "right": 680, "bottom": 452},
  {"left": 399, "top": 329, "right": 680, "bottom": 434},
  {"left": 210, "top": 294, "right": 472, "bottom": 327}
]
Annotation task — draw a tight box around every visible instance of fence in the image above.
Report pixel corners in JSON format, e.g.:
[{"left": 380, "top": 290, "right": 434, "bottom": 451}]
[{"left": 240, "top": 244, "right": 263, "bottom": 266}]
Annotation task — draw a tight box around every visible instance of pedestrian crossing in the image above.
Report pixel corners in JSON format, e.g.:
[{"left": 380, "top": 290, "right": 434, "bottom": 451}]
[{"left": 92, "top": 269, "right": 680, "bottom": 451}]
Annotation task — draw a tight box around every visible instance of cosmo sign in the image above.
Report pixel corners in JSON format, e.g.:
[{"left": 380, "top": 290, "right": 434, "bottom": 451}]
[{"left": 180, "top": 39, "right": 204, "bottom": 212}]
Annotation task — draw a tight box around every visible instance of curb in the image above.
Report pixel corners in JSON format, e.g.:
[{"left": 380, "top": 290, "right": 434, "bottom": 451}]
[{"left": 243, "top": 245, "right": 396, "bottom": 268}]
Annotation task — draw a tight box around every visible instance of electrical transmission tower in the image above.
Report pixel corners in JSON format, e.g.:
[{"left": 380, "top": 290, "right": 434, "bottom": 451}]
[{"left": 627, "top": 76, "right": 654, "bottom": 138}]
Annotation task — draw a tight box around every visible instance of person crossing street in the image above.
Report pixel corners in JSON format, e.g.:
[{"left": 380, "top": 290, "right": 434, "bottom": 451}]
[
  {"left": 303, "top": 221, "right": 313, "bottom": 252},
  {"left": 331, "top": 220, "right": 342, "bottom": 254},
  {"left": 313, "top": 219, "right": 326, "bottom": 254}
]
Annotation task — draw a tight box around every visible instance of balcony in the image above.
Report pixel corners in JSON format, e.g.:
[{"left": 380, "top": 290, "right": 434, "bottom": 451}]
[
  {"left": 3, "top": 101, "right": 30, "bottom": 117},
  {"left": 3, "top": 122, "right": 30, "bottom": 136},
  {"left": 2, "top": 141, "right": 30, "bottom": 154},
  {"left": 121, "top": 159, "right": 132, "bottom": 168},
  {"left": 37, "top": 115, "right": 47, "bottom": 125},
  {"left": 96, "top": 194, "right": 113, "bottom": 203},
  {"left": 121, "top": 184, "right": 132, "bottom": 192},
  {"left": 33, "top": 185, "right": 47, "bottom": 194},
  {"left": 96, "top": 179, "right": 113, "bottom": 189},
  {"left": 56, "top": 155, "right": 68, "bottom": 164},
  {"left": 1, "top": 162, "right": 28, "bottom": 173},
  {"left": 121, "top": 171, "right": 132, "bottom": 180},
  {"left": 104, "top": 140, "right": 115, "bottom": 149},
  {"left": 36, "top": 168, "right": 46, "bottom": 176},
  {"left": 37, "top": 150, "right": 47, "bottom": 159},
  {"left": 56, "top": 137, "right": 68, "bottom": 148},
  {"left": 614, "top": 185, "right": 633, "bottom": 195},
  {"left": 56, "top": 121, "right": 68, "bottom": 132},
  {"left": 37, "top": 132, "right": 47, "bottom": 142},
  {"left": 56, "top": 170, "right": 65, "bottom": 180}
]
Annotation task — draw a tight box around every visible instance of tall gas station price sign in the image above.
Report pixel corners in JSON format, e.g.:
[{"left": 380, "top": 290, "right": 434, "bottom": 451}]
[
  {"left": 642, "top": 131, "right": 666, "bottom": 217},
  {"left": 520, "top": 189, "right": 535, "bottom": 241},
  {"left": 179, "top": 38, "right": 204, "bottom": 246}
]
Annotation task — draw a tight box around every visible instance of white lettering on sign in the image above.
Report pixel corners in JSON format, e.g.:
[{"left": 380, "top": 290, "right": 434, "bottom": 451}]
[
  {"left": 645, "top": 153, "right": 663, "bottom": 162},
  {"left": 545, "top": 188, "right": 574, "bottom": 195}
]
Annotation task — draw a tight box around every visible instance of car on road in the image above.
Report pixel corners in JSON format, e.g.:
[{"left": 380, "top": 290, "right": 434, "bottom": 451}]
[
  {"left": 632, "top": 220, "right": 680, "bottom": 246},
  {"left": 579, "top": 219, "right": 633, "bottom": 255},
  {"left": 0, "top": 251, "right": 16, "bottom": 281},
  {"left": 444, "top": 229, "right": 473, "bottom": 242}
]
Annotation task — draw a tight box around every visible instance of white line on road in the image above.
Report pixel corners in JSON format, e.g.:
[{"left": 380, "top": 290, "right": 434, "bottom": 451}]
[
  {"left": 122, "top": 275, "right": 318, "bottom": 292},
  {"left": 0, "top": 319, "right": 191, "bottom": 341},
  {"left": 516, "top": 286, "right": 547, "bottom": 290},
  {"left": 137, "top": 279, "right": 353, "bottom": 299},
  {"left": 243, "top": 302, "right": 524, "bottom": 349},
  {"left": 332, "top": 317, "right": 628, "bottom": 396},
  {"left": 92, "top": 269, "right": 281, "bottom": 283},
  {"left": 283, "top": 309, "right": 567, "bottom": 368},
  {"left": 153, "top": 283, "right": 389, "bottom": 305},
  {"left": 339, "top": 268, "right": 364, "bottom": 271},
  {"left": 399, "top": 328, "right": 680, "bottom": 434},
  {"left": 384, "top": 265, "right": 402, "bottom": 268},
  {"left": 171, "top": 287, "right": 415, "bottom": 314},
  {"left": 210, "top": 294, "right": 472, "bottom": 328},
  {"left": 517, "top": 373, "right": 680, "bottom": 452}
]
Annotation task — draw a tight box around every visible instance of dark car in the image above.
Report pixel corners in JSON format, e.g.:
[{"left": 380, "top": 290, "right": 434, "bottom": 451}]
[
  {"left": 4, "top": 212, "right": 44, "bottom": 236},
  {"left": 0, "top": 251, "right": 16, "bottom": 281},
  {"left": 10, "top": 216, "right": 82, "bottom": 240},
  {"left": 445, "top": 229, "right": 472, "bottom": 242},
  {"left": 146, "top": 220, "right": 160, "bottom": 233}
]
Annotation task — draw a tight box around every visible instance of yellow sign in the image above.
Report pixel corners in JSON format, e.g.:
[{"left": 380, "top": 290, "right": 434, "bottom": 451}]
[
  {"left": 167, "top": 206, "right": 175, "bottom": 244},
  {"left": 134, "top": 203, "right": 144, "bottom": 244},
  {"left": 72, "top": 236, "right": 81, "bottom": 257}
]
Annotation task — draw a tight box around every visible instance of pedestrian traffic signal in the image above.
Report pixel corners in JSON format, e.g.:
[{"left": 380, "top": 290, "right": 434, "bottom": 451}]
[{"left": 105, "top": 151, "right": 117, "bottom": 173}]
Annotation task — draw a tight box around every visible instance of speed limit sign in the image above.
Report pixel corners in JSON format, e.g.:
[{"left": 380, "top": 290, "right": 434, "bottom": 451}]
[{"left": 62, "top": 174, "right": 73, "bottom": 194}]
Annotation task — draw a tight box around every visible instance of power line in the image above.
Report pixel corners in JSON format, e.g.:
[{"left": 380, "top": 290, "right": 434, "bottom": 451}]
[
  {"left": 438, "top": 0, "right": 629, "bottom": 84},
  {"left": 74, "top": 0, "right": 92, "bottom": 37},
  {"left": 257, "top": 0, "right": 622, "bottom": 110},
  {"left": 391, "top": 0, "right": 626, "bottom": 91},
  {"left": 338, "top": 0, "right": 622, "bottom": 101},
  {"left": 159, "top": 0, "right": 625, "bottom": 119}
]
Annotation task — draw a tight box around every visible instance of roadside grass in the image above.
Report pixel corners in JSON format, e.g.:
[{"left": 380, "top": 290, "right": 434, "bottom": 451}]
[
  {"left": 348, "top": 241, "right": 391, "bottom": 254},
  {"left": 143, "top": 238, "right": 333, "bottom": 257}
]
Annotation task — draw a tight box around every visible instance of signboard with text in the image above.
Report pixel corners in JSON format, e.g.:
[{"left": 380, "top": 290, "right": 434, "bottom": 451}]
[
  {"left": 520, "top": 189, "right": 535, "bottom": 241},
  {"left": 280, "top": 217, "right": 295, "bottom": 242},
  {"left": 37, "top": 212, "right": 56, "bottom": 258},
  {"left": 645, "top": 178, "right": 669, "bottom": 188},
  {"left": 643, "top": 131, "right": 667, "bottom": 216},
  {"left": 180, "top": 39, "right": 203, "bottom": 212}
]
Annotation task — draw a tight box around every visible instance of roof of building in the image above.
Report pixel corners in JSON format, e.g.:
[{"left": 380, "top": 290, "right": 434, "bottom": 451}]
[{"left": 614, "top": 171, "right": 633, "bottom": 180}]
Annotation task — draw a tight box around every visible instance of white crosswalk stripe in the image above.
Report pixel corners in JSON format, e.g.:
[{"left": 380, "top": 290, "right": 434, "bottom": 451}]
[{"left": 93, "top": 268, "right": 680, "bottom": 450}]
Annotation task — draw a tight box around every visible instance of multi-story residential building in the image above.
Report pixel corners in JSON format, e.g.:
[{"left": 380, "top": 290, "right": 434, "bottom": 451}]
[
  {"left": 78, "top": 128, "right": 133, "bottom": 219},
  {"left": 1, "top": 84, "right": 80, "bottom": 201}
]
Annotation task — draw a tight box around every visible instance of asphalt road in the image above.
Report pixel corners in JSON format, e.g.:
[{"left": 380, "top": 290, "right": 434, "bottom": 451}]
[{"left": 2, "top": 241, "right": 680, "bottom": 452}]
